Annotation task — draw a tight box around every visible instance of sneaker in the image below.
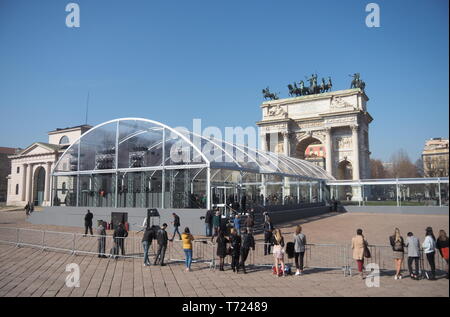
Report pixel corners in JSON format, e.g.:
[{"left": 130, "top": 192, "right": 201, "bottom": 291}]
[
  {"left": 398, "top": 274, "right": 402, "bottom": 280},
  {"left": 295, "top": 271, "right": 300, "bottom": 276},
  {"left": 394, "top": 275, "right": 398, "bottom": 280}
]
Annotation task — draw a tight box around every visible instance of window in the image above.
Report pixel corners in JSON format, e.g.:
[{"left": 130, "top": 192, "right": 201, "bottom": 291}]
[
  {"left": 17, "top": 166, "right": 20, "bottom": 173},
  {"left": 15, "top": 184, "right": 19, "bottom": 195},
  {"left": 59, "top": 136, "right": 70, "bottom": 145}
]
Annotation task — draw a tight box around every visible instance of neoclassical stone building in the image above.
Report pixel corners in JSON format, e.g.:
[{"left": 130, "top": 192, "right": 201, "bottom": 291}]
[
  {"left": 257, "top": 88, "right": 372, "bottom": 181},
  {"left": 6, "top": 125, "right": 91, "bottom": 207}
]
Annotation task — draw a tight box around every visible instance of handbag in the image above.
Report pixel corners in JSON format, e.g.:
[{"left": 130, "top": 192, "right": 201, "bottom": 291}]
[{"left": 363, "top": 241, "right": 371, "bottom": 258}]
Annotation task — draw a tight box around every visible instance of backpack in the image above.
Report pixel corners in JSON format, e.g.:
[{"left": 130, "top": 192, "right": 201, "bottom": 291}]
[
  {"left": 284, "top": 264, "right": 291, "bottom": 275},
  {"left": 286, "top": 242, "right": 295, "bottom": 259}
]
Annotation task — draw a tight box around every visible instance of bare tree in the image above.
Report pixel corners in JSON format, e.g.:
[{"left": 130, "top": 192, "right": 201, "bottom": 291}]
[
  {"left": 390, "top": 149, "right": 420, "bottom": 178},
  {"left": 370, "top": 159, "right": 388, "bottom": 179}
]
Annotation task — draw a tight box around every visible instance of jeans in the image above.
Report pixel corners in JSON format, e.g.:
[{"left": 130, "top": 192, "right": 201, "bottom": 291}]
[
  {"left": 426, "top": 252, "right": 436, "bottom": 278},
  {"left": 264, "top": 233, "right": 272, "bottom": 255},
  {"left": 239, "top": 248, "right": 250, "bottom": 271},
  {"left": 231, "top": 251, "right": 240, "bottom": 271},
  {"left": 205, "top": 223, "right": 212, "bottom": 237},
  {"left": 142, "top": 241, "right": 150, "bottom": 265},
  {"left": 98, "top": 237, "right": 106, "bottom": 256},
  {"left": 155, "top": 244, "right": 167, "bottom": 265},
  {"left": 115, "top": 238, "right": 125, "bottom": 256},
  {"left": 408, "top": 256, "right": 419, "bottom": 276},
  {"left": 294, "top": 252, "right": 305, "bottom": 271},
  {"left": 172, "top": 226, "right": 181, "bottom": 240},
  {"left": 184, "top": 249, "right": 193, "bottom": 269}
]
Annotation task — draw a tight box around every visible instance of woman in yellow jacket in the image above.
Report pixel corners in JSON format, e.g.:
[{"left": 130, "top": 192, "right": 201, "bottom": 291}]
[{"left": 182, "top": 227, "right": 195, "bottom": 272}]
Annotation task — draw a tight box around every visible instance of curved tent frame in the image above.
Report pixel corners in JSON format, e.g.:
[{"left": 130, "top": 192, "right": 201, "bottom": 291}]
[{"left": 52, "top": 118, "right": 334, "bottom": 209}]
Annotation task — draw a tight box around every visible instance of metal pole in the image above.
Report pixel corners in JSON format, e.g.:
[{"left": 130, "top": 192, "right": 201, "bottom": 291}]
[
  {"left": 396, "top": 179, "right": 399, "bottom": 207},
  {"left": 16, "top": 228, "right": 20, "bottom": 247},
  {"left": 114, "top": 121, "right": 119, "bottom": 208},
  {"left": 161, "top": 128, "right": 166, "bottom": 209},
  {"left": 42, "top": 230, "right": 46, "bottom": 251},
  {"left": 72, "top": 233, "right": 76, "bottom": 255},
  {"left": 438, "top": 178, "right": 442, "bottom": 207},
  {"left": 206, "top": 167, "right": 211, "bottom": 210}
]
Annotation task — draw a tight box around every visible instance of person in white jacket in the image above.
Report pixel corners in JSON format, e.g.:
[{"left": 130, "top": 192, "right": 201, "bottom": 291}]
[{"left": 422, "top": 227, "right": 437, "bottom": 280}]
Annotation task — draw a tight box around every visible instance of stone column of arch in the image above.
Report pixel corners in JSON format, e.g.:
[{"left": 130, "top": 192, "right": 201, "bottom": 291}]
[
  {"left": 21, "top": 164, "right": 28, "bottom": 201},
  {"left": 325, "top": 128, "right": 332, "bottom": 176},
  {"left": 44, "top": 162, "right": 52, "bottom": 204},
  {"left": 26, "top": 163, "right": 34, "bottom": 203},
  {"left": 351, "top": 125, "right": 360, "bottom": 180}
]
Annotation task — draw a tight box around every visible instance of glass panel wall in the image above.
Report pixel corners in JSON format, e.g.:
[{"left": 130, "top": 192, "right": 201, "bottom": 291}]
[{"left": 52, "top": 175, "right": 77, "bottom": 206}]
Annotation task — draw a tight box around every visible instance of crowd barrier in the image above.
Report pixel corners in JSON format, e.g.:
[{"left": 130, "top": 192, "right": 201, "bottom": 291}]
[{"left": 0, "top": 227, "right": 447, "bottom": 277}]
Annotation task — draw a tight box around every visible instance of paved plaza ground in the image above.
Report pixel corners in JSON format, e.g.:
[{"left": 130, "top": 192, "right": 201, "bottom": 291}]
[{"left": 0, "top": 210, "right": 448, "bottom": 297}]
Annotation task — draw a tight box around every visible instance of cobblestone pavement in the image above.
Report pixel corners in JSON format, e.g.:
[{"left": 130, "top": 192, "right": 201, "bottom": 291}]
[{"left": 0, "top": 210, "right": 448, "bottom": 297}]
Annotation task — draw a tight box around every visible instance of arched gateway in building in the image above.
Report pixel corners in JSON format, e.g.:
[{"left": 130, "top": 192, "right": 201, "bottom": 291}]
[{"left": 257, "top": 88, "right": 372, "bottom": 182}]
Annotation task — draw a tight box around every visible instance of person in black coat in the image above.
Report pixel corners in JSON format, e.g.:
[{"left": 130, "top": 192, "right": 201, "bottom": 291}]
[
  {"left": 113, "top": 222, "right": 128, "bottom": 258},
  {"left": 204, "top": 209, "right": 213, "bottom": 237},
  {"left": 24, "top": 202, "right": 30, "bottom": 216},
  {"left": 229, "top": 228, "right": 241, "bottom": 273},
  {"left": 170, "top": 213, "right": 182, "bottom": 241},
  {"left": 239, "top": 228, "right": 255, "bottom": 274},
  {"left": 263, "top": 216, "right": 274, "bottom": 255},
  {"left": 154, "top": 223, "right": 169, "bottom": 266},
  {"left": 142, "top": 226, "right": 155, "bottom": 266},
  {"left": 84, "top": 210, "right": 94, "bottom": 236},
  {"left": 215, "top": 229, "right": 229, "bottom": 271}
]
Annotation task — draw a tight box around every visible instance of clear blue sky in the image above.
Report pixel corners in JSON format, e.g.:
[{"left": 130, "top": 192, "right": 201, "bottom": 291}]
[{"left": 0, "top": 0, "right": 448, "bottom": 162}]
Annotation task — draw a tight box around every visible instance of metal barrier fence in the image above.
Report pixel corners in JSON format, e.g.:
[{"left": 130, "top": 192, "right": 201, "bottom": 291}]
[
  {"left": 0, "top": 227, "right": 447, "bottom": 278},
  {"left": 0, "top": 227, "right": 215, "bottom": 265},
  {"left": 347, "top": 244, "right": 448, "bottom": 276}
]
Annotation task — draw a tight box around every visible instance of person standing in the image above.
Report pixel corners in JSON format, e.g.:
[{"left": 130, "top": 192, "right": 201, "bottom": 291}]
[
  {"left": 229, "top": 228, "right": 241, "bottom": 273},
  {"left": 233, "top": 215, "right": 241, "bottom": 236},
  {"left": 422, "top": 227, "right": 437, "bottom": 280},
  {"left": 215, "top": 229, "right": 229, "bottom": 271},
  {"left": 113, "top": 222, "right": 128, "bottom": 258},
  {"left": 142, "top": 225, "right": 154, "bottom": 266},
  {"left": 170, "top": 213, "right": 182, "bottom": 241},
  {"left": 244, "top": 214, "right": 254, "bottom": 234},
  {"left": 263, "top": 216, "right": 274, "bottom": 256},
  {"left": 96, "top": 220, "right": 107, "bottom": 258},
  {"left": 84, "top": 209, "right": 94, "bottom": 236},
  {"left": 154, "top": 223, "right": 169, "bottom": 266},
  {"left": 181, "top": 227, "right": 194, "bottom": 272},
  {"left": 212, "top": 210, "right": 221, "bottom": 237},
  {"left": 239, "top": 228, "right": 255, "bottom": 274},
  {"left": 405, "top": 232, "right": 420, "bottom": 280},
  {"left": 24, "top": 202, "right": 30, "bottom": 217},
  {"left": 436, "top": 230, "right": 449, "bottom": 279},
  {"left": 389, "top": 228, "right": 405, "bottom": 280},
  {"left": 293, "top": 225, "right": 306, "bottom": 276},
  {"left": 204, "top": 209, "right": 213, "bottom": 237},
  {"left": 352, "top": 229, "right": 367, "bottom": 279},
  {"left": 272, "top": 229, "right": 286, "bottom": 277}
]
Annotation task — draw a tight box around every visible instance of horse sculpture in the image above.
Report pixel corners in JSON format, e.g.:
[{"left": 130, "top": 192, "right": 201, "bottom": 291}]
[
  {"left": 350, "top": 73, "right": 366, "bottom": 91},
  {"left": 262, "top": 87, "right": 279, "bottom": 100}
]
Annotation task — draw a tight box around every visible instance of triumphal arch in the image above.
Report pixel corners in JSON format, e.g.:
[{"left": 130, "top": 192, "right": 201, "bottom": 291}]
[{"left": 257, "top": 87, "right": 372, "bottom": 181}]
